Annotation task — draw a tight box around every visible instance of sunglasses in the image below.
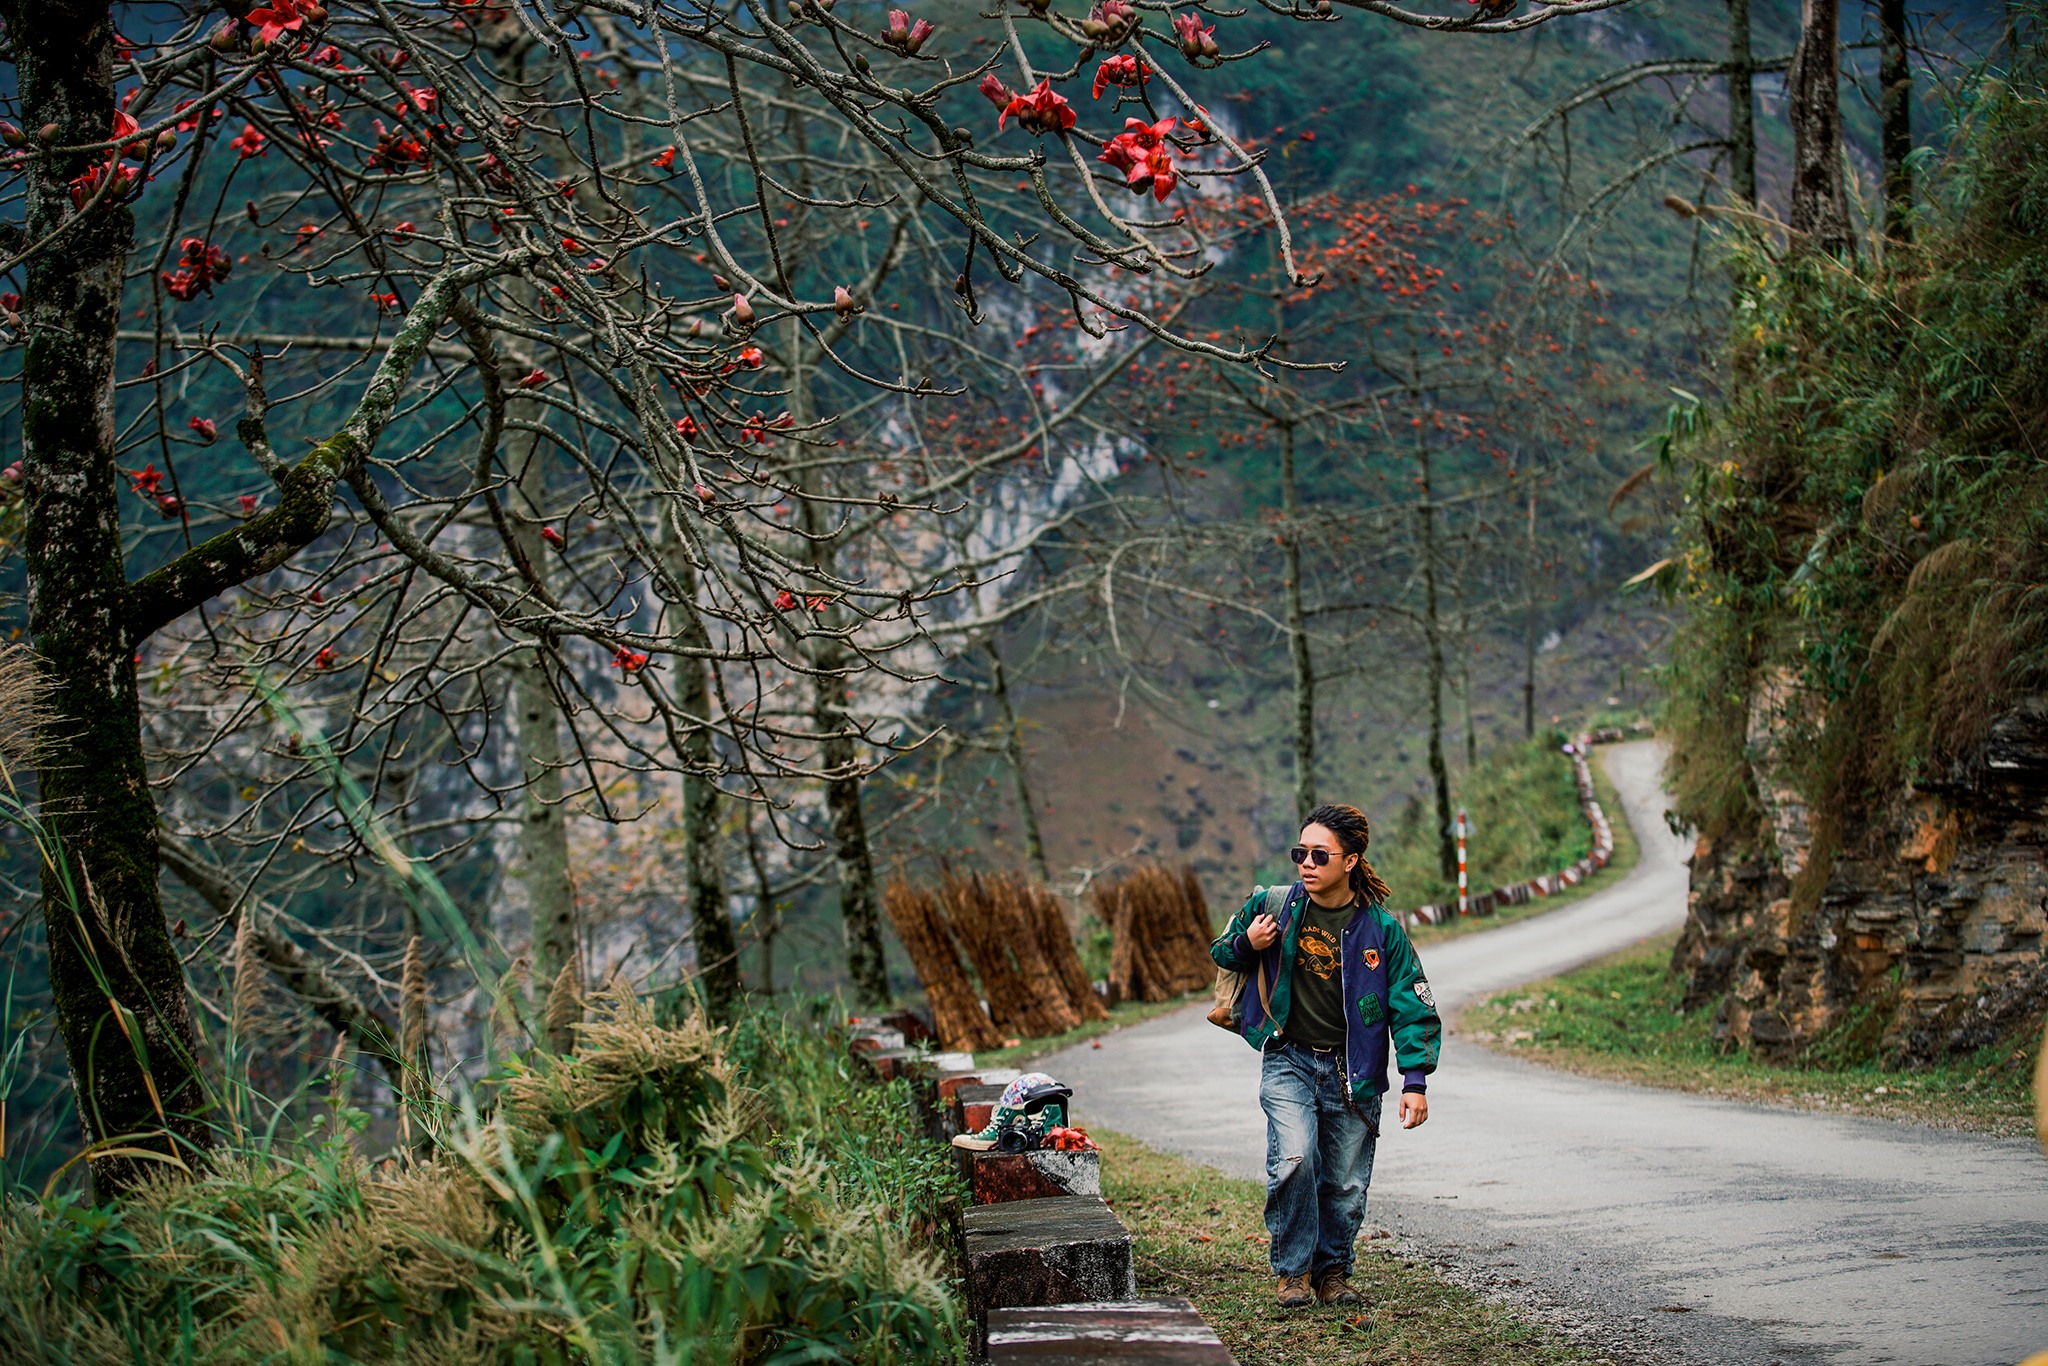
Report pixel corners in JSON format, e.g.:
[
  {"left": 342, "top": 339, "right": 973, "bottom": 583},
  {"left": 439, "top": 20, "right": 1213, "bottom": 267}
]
[{"left": 1288, "top": 845, "right": 1338, "bottom": 867}]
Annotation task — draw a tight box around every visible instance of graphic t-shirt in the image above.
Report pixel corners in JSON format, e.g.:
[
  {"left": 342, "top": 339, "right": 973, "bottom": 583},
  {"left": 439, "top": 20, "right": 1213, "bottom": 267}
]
[{"left": 1284, "top": 897, "right": 1355, "bottom": 1048}]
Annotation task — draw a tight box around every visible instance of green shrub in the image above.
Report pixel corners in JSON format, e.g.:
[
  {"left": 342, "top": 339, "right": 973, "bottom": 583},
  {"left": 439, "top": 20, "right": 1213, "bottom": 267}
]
[
  {"left": 1660, "top": 51, "right": 2048, "bottom": 841},
  {"left": 0, "top": 989, "right": 966, "bottom": 1365}
]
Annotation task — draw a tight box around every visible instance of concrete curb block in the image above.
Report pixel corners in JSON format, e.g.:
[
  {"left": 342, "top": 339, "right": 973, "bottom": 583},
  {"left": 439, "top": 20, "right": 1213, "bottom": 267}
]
[{"left": 843, "top": 1013, "right": 1237, "bottom": 1362}]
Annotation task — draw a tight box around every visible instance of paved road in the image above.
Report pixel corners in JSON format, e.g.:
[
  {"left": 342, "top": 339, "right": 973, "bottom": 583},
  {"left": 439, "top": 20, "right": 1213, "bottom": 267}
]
[{"left": 1041, "top": 741, "right": 2048, "bottom": 1366}]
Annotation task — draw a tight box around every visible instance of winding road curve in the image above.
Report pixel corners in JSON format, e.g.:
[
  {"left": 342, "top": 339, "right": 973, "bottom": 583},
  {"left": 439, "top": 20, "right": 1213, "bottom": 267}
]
[{"left": 1040, "top": 741, "right": 2048, "bottom": 1366}]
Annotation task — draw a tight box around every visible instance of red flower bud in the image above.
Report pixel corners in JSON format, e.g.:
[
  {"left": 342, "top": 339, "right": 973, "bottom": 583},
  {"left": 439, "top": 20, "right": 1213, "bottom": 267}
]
[{"left": 540, "top": 525, "right": 565, "bottom": 548}]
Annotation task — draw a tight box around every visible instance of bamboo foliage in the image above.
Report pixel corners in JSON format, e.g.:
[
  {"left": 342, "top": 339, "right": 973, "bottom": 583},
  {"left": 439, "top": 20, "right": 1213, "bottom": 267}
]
[
  {"left": 1091, "top": 864, "right": 1215, "bottom": 1004},
  {"left": 883, "top": 881, "right": 1003, "bottom": 1052}
]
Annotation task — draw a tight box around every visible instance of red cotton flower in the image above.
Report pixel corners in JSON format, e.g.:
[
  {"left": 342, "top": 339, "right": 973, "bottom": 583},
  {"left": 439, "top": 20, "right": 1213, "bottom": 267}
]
[
  {"left": 371, "top": 291, "right": 399, "bottom": 313},
  {"left": 1093, "top": 54, "right": 1149, "bottom": 100},
  {"left": 159, "top": 238, "right": 232, "bottom": 303},
  {"left": 230, "top": 123, "right": 267, "bottom": 159},
  {"left": 694, "top": 482, "right": 716, "bottom": 502},
  {"left": 1172, "top": 11, "right": 1220, "bottom": 59},
  {"left": 772, "top": 590, "right": 798, "bottom": 611},
  {"left": 1099, "top": 117, "right": 1180, "bottom": 200},
  {"left": 517, "top": 367, "right": 549, "bottom": 389},
  {"left": 313, "top": 646, "right": 336, "bottom": 670},
  {"left": 882, "top": 10, "right": 934, "bottom": 54},
  {"left": 675, "top": 415, "right": 701, "bottom": 442},
  {"left": 156, "top": 493, "right": 184, "bottom": 520},
  {"left": 240, "top": 494, "right": 259, "bottom": 515},
  {"left": 978, "top": 73, "right": 1014, "bottom": 111},
  {"left": 650, "top": 146, "right": 676, "bottom": 169},
  {"left": 738, "top": 345, "right": 764, "bottom": 369},
  {"left": 612, "top": 645, "right": 649, "bottom": 673},
  {"left": 367, "top": 121, "right": 427, "bottom": 171},
  {"left": 540, "top": 525, "right": 565, "bottom": 548},
  {"left": 1081, "top": 0, "right": 1136, "bottom": 40},
  {"left": 1000, "top": 80, "right": 1076, "bottom": 135},
  {"left": 128, "top": 463, "right": 166, "bottom": 496},
  {"left": 187, "top": 416, "right": 217, "bottom": 443},
  {"left": 245, "top": 0, "right": 319, "bottom": 45},
  {"left": 68, "top": 160, "right": 138, "bottom": 211}
]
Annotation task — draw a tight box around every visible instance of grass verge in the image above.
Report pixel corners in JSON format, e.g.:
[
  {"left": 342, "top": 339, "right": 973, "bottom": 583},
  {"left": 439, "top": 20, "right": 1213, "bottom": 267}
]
[
  {"left": 978, "top": 993, "right": 1206, "bottom": 1069},
  {"left": 1407, "top": 742, "right": 1642, "bottom": 950},
  {"left": 1094, "top": 1128, "right": 1613, "bottom": 1365},
  {"left": 1460, "top": 931, "right": 2039, "bottom": 1137}
]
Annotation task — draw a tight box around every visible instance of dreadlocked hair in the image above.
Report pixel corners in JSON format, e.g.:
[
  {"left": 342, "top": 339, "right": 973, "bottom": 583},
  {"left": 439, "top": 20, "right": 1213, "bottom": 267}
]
[{"left": 1302, "top": 803, "right": 1392, "bottom": 907}]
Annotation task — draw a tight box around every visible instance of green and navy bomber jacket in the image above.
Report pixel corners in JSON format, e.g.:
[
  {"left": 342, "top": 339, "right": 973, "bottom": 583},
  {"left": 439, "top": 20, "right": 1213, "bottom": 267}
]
[{"left": 1209, "top": 882, "right": 1442, "bottom": 1102}]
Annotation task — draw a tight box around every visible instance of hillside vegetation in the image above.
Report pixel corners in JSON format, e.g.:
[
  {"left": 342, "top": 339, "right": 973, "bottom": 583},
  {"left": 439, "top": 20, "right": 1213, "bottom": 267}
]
[{"left": 1660, "top": 45, "right": 2048, "bottom": 1064}]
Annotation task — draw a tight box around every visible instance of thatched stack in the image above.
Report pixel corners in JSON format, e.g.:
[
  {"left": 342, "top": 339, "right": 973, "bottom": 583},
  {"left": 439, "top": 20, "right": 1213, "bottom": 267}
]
[
  {"left": 941, "top": 870, "right": 1080, "bottom": 1038},
  {"left": 1092, "top": 863, "right": 1215, "bottom": 1003},
  {"left": 883, "top": 880, "right": 1003, "bottom": 1051},
  {"left": 1020, "top": 877, "right": 1111, "bottom": 1026}
]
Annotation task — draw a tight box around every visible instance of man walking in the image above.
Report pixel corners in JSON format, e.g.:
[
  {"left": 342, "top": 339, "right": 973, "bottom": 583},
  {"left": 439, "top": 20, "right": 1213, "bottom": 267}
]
[{"left": 1210, "top": 803, "right": 1441, "bottom": 1310}]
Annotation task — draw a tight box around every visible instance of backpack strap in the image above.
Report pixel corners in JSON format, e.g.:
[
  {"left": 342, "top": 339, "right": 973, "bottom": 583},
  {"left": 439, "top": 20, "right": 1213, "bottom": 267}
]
[{"left": 1253, "top": 882, "right": 1293, "bottom": 1019}]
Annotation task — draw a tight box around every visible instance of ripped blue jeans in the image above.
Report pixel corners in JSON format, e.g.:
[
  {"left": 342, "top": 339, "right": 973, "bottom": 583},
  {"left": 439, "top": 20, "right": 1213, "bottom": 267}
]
[{"left": 1258, "top": 1035, "right": 1382, "bottom": 1281}]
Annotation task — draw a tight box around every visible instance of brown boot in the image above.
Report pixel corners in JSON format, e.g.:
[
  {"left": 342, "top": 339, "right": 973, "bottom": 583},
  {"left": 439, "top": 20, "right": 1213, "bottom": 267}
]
[
  {"left": 1316, "top": 1270, "right": 1363, "bottom": 1306},
  {"left": 1275, "top": 1272, "right": 1315, "bottom": 1309}
]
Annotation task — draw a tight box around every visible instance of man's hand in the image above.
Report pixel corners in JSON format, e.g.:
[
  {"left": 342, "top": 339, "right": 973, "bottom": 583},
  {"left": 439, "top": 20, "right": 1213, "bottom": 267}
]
[
  {"left": 1246, "top": 912, "right": 1280, "bottom": 950},
  {"left": 1399, "top": 1091, "right": 1429, "bottom": 1129}
]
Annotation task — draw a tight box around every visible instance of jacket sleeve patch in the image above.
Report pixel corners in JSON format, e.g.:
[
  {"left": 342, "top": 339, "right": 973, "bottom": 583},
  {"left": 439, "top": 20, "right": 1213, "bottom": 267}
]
[{"left": 1413, "top": 979, "right": 1435, "bottom": 1010}]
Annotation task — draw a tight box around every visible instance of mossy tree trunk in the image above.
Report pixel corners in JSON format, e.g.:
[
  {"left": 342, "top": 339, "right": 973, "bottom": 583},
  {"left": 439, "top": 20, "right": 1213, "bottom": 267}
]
[
  {"left": 986, "top": 640, "right": 1052, "bottom": 888},
  {"left": 15, "top": 0, "right": 215, "bottom": 1195},
  {"left": 1416, "top": 441, "right": 1457, "bottom": 882},
  {"left": 654, "top": 522, "right": 742, "bottom": 1015},
  {"left": 1879, "top": 0, "right": 1912, "bottom": 243},
  {"left": 1727, "top": 0, "right": 1758, "bottom": 207},
  {"left": 1787, "top": 0, "right": 1852, "bottom": 256},
  {"left": 13, "top": 0, "right": 531, "bottom": 1194},
  {"left": 786, "top": 327, "right": 889, "bottom": 1008},
  {"left": 506, "top": 427, "right": 580, "bottom": 1049},
  {"left": 1279, "top": 422, "right": 1316, "bottom": 822}
]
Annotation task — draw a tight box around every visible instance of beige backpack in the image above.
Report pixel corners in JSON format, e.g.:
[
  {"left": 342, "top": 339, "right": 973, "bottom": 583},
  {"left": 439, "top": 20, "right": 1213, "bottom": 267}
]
[{"left": 1207, "top": 883, "right": 1291, "bottom": 1030}]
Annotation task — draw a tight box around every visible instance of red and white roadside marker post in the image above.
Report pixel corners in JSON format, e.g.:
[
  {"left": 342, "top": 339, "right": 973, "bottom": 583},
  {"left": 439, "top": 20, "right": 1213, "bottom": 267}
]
[{"left": 1456, "top": 808, "right": 1469, "bottom": 916}]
